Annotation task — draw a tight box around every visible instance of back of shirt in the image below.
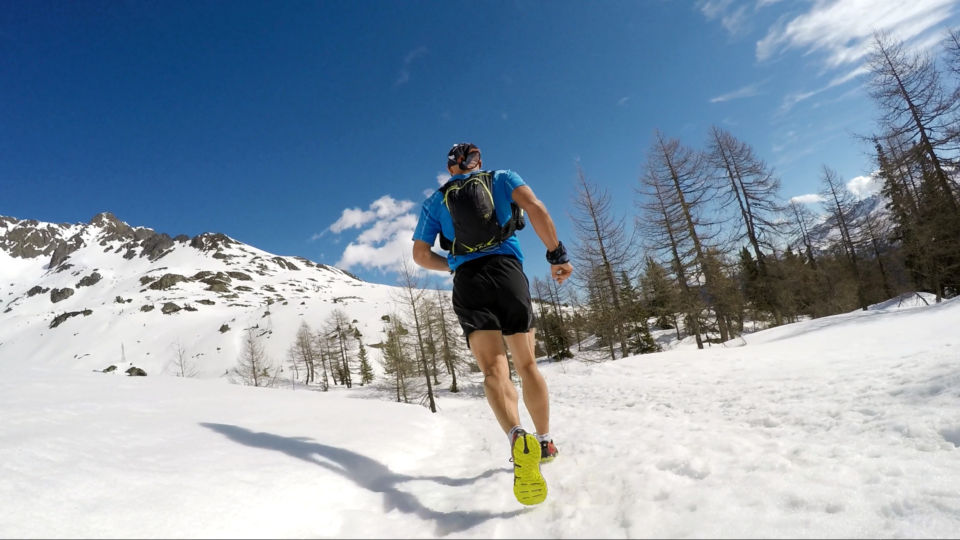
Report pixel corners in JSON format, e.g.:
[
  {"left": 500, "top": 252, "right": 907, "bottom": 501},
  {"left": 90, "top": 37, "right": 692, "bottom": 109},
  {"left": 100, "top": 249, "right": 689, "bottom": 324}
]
[{"left": 412, "top": 169, "right": 526, "bottom": 272}]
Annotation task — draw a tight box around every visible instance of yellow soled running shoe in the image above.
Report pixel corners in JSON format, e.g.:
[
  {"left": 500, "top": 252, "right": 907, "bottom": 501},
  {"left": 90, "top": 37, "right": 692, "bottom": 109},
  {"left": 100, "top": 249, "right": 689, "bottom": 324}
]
[{"left": 511, "top": 429, "right": 547, "bottom": 505}]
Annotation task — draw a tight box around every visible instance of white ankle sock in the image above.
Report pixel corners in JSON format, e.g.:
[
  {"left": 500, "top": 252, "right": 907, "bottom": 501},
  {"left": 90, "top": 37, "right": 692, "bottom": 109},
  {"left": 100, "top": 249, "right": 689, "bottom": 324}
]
[
  {"left": 508, "top": 425, "right": 523, "bottom": 444},
  {"left": 536, "top": 432, "right": 551, "bottom": 442}
]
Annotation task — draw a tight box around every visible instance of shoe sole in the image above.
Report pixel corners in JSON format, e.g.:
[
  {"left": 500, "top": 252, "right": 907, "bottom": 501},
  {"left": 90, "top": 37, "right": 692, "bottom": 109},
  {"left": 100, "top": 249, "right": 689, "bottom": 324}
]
[{"left": 512, "top": 432, "right": 546, "bottom": 505}]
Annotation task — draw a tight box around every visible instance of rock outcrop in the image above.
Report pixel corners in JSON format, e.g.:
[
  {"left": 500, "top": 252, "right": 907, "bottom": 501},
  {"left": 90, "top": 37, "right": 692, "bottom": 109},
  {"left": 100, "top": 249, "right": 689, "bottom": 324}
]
[{"left": 50, "top": 288, "right": 75, "bottom": 303}]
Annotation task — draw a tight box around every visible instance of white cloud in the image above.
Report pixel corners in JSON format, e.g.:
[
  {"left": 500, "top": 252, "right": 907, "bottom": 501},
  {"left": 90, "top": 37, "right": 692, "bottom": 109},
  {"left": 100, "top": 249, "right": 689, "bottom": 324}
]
[
  {"left": 618, "top": 96, "right": 630, "bottom": 106},
  {"left": 327, "top": 194, "right": 416, "bottom": 234},
  {"left": 328, "top": 207, "right": 375, "bottom": 234},
  {"left": 755, "top": 0, "right": 957, "bottom": 67},
  {"left": 776, "top": 65, "right": 869, "bottom": 115},
  {"left": 702, "top": 0, "right": 953, "bottom": 126},
  {"left": 810, "top": 84, "right": 863, "bottom": 109},
  {"left": 356, "top": 214, "right": 418, "bottom": 245},
  {"left": 777, "top": 89, "right": 820, "bottom": 115},
  {"left": 699, "top": 0, "right": 732, "bottom": 20},
  {"left": 827, "top": 65, "right": 870, "bottom": 87},
  {"left": 722, "top": 4, "right": 749, "bottom": 34},
  {"left": 370, "top": 195, "right": 414, "bottom": 219},
  {"left": 437, "top": 172, "right": 451, "bottom": 186},
  {"left": 790, "top": 193, "right": 825, "bottom": 204},
  {"left": 336, "top": 234, "right": 415, "bottom": 274},
  {"left": 328, "top": 195, "right": 436, "bottom": 276},
  {"left": 847, "top": 173, "right": 880, "bottom": 198},
  {"left": 699, "top": 0, "right": 750, "bottom": 35},
  {"left": 396, "top": 46, "right": 428, "bottom": 86},
  {"left": 710, "top": 79, "right": 767, "bottom": 103}
]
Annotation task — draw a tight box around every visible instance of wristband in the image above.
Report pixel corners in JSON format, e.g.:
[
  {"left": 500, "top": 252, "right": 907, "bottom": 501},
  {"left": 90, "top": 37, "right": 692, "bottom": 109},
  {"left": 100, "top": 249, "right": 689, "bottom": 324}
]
[{"left": 546, "top": 241, "right": 569, "bottom": 265}]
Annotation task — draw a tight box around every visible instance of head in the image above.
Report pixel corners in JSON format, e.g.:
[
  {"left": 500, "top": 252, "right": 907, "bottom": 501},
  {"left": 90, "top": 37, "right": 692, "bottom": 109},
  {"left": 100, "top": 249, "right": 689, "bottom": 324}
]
[{"left": 447, "top": 142, "right": 482, "bottom": 175}]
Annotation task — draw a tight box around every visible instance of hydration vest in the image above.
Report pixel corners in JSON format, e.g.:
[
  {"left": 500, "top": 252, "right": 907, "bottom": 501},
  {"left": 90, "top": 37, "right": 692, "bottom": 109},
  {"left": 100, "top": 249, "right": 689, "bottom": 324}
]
[{"left": 437, "top": 170, "right": 525, "bottom": 255}]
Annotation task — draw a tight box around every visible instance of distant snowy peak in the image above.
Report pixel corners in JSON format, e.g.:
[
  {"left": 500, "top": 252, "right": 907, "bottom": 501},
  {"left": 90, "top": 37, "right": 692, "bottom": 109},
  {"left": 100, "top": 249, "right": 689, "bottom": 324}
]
[
  {"left": 0, "top": 212, "right": 351, "bottom": 279},
  {"left": 0, "top": 211, "right": 378, "bottom": 375},
  {"left": 3, "top": 212, "right": 199, "bottom": 268},
  {"left": 804, "top": 193, "right": 892, "bottom": 250}
]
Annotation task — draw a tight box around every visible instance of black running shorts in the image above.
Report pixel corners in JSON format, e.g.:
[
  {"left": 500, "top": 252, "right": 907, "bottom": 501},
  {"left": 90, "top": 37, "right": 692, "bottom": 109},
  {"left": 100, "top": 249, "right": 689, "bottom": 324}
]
[{"left": 451, "top": 255, "right": 534, "bottom": 343}]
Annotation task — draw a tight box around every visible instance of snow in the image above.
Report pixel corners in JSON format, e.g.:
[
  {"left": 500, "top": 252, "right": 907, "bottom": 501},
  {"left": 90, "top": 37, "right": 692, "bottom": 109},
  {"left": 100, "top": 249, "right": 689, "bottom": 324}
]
[
  {"left": 2, "top": 294, "right": 959, "bottom": 538},
  {"left": 0, "top": 217, "right": 404, "bottom": 378}
]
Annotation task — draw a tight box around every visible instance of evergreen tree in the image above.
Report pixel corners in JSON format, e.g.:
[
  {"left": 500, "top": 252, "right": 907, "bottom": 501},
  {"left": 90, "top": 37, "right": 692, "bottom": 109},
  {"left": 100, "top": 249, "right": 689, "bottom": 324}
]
[
  {"left": 640, "top": 256, "right": 682, "bottom": 338},
  {"left": 381, "top": 315, "right": 413, "bottom": 403},
  {"left": 356, "top": 330, "right": 374, "bottom": 386},
  {"left": 618, "top": 270, "right": 659, "bottom": 354}
]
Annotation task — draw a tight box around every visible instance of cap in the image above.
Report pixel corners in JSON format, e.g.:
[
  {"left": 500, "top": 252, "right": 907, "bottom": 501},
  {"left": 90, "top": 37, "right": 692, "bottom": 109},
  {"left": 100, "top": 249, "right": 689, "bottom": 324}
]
[{"left": 447, "top": 142, "right": 481, "bottom": 170}]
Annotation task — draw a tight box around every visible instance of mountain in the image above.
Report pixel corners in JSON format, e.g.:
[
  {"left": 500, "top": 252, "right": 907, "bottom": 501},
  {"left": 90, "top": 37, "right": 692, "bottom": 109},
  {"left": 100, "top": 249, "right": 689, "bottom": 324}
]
[
  {"left": 0, "top": 212, "right": 404, "bottom": 376},
  {"left": 804, "top": 192, "right": 891, "bottom": 249}
]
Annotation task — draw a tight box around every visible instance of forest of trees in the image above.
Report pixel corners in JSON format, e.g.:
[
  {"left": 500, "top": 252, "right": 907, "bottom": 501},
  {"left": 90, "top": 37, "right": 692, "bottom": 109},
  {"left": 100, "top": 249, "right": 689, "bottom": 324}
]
[
  {"left": 232, "top": 260, "right": 477, "bottom": 411},
  {"left": 541, "top": 30, "right": 960, "bottom": 354},
  {"left": 232, "top": 30, "right": 960, "bottom": 409}
]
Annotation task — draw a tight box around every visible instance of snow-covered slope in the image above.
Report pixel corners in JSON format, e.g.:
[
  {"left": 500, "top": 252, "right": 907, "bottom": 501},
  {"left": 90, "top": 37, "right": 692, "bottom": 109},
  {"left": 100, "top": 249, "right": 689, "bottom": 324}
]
[
  {"left": 0, "top": 212, "right": 404, "bottom": 376},
  {"left": 0, "top": 291, "right": 957, "bottom": 538}
]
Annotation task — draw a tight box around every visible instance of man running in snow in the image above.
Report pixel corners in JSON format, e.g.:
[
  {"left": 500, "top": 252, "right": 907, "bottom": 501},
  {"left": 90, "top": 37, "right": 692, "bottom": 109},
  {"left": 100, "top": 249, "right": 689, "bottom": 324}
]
[{"left": 411, "top": 142, "right": 573, "bottom": 505}]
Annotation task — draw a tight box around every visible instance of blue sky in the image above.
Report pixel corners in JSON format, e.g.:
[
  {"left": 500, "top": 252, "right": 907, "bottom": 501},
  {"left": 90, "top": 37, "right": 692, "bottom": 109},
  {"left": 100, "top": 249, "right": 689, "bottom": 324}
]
[{"left": 3, "top": 0, "right": 959, "bottom": 287}]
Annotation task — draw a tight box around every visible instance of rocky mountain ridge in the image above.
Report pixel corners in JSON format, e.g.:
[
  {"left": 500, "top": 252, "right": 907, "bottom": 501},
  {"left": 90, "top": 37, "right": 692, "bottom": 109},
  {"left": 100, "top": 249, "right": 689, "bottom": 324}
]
[{"left": 0, "top": 212, "right": 402, "bottom": 377}]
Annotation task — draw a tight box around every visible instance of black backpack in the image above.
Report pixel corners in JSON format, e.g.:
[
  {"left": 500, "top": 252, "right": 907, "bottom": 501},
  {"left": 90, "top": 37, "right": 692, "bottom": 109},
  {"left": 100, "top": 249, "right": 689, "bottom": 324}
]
[{"left": 437, "top": 170, "right": 525, "bottom": 255}]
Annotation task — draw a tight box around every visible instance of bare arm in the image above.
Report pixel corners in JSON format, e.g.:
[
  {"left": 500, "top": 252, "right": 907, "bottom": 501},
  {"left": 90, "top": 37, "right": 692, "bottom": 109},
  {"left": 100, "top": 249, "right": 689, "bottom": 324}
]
[
  {"left": 412, "top": 240, "right": 450, "bottom": 272},
  {"left": 512, "top": 185, "right": 573, "bottom": 284}
]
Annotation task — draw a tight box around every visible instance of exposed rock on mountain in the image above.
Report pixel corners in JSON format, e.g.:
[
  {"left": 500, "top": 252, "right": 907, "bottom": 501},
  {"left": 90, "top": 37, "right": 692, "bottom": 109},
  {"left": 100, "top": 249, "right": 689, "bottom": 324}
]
[
  {"left": 149, "top": 274, "right": 188, "bottom": 291},
  {"left": 51, "top": 288, "right": 75, "bottom": 303},
  {"left": 803, "top": 193, "right": 889, "bottom": 251},
  {"left": 2, "top": 212, "right": 208, "bottom": 270},
  {"left": 190, "top": 232, "right": 236, "bottom": 252},
  {"left": 91, "top": 212, "right": 135, "bottom": 242},
  {"left": 136, "top": 232, "right": 176, "bottom": 261},
  {"left": 27, "top": 286, "right": 48, "bottom": 297},
  {"left": 77, "top": 272, "right": 102, "bottom": 288},
  {"left": 49, "top": 233, "right": 85, "bottom": 268},
  {"left": 0, "top": 212, "right": 401, "bottom": 378},
  {"left": 50, "top": 309, "right": 92, "bottom": 329}
]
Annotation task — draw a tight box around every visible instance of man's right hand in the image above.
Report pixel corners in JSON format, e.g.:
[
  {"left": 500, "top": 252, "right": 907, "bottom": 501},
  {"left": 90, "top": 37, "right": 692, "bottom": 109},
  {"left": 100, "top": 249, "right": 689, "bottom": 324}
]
[{"left": 412, "top": 240, "right": 451, "bottom": 272}]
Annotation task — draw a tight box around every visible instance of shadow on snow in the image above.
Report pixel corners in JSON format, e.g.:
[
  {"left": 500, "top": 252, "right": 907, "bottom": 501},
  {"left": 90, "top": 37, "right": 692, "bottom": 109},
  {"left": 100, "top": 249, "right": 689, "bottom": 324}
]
[{"left": 200, "top": 422, "right": 525, "bottom": 536}]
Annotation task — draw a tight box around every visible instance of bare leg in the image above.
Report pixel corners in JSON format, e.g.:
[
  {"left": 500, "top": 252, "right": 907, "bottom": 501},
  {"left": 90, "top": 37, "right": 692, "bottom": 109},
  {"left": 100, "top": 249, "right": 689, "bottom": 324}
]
[
  {"left": 504, "top": 330, "right": 549, "bottom": 436},
  {"left": 469, "top": 330, "right": 520, "bottom": 433}
]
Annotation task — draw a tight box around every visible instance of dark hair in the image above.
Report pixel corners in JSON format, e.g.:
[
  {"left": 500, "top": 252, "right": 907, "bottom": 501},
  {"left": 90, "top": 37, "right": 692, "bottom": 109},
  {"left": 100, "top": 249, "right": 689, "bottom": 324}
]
[{"left": 447, "top": 143, "right": 481, "bottom": 170}]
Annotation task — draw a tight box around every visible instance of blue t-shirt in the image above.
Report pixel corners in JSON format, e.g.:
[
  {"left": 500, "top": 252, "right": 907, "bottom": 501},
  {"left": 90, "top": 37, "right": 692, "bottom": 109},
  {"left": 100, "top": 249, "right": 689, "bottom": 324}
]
[{"left": 412, "top": 169, "right": 526, "bottom": 271}]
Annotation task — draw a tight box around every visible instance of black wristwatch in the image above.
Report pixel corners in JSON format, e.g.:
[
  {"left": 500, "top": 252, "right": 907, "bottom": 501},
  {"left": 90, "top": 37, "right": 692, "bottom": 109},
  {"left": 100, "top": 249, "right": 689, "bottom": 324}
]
[{"left": 546, "top": 241, "right": 569, "bottom": 265}]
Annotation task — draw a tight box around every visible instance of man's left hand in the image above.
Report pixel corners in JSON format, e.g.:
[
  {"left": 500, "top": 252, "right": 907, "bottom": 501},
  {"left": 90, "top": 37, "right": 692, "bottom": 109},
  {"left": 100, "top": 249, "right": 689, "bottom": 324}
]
[{"left": 551, "top": 262, "right": 573, "bottom": 285}]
